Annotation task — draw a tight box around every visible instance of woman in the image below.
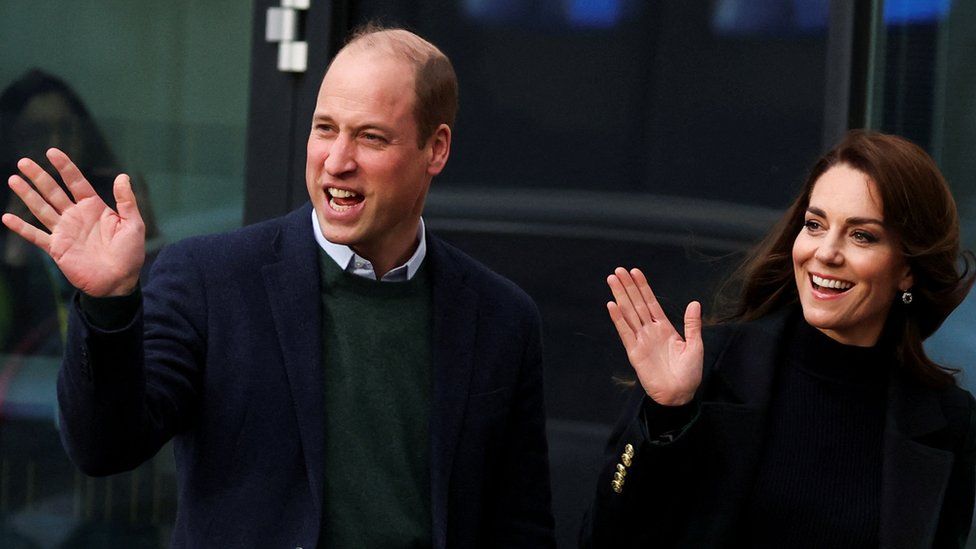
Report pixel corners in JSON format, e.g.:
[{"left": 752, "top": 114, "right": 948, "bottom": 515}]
[
  {"left": 0, "top": 69, "right": 160, "bottom": 355},
  {"left": 581, "top": 130, "right": 976, "bottom": 548}
]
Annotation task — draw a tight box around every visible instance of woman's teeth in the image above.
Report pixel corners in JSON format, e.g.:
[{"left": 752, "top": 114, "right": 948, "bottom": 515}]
[{"left": 812, "top": 274, "right": 853, "bottom": 291}]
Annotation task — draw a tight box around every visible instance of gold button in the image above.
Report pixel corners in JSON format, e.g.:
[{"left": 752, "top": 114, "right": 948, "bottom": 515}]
[
  {"left": 624, "top": 443, "right": 635, "bottom": 457},
  {"left": 611, "top": 479, "right": 623, "bottom": 493},
  {"left": 616, "top": 463, "right": 627, "bottom": 476},
  {"left": 614, "top": 471, "right": 625, "bottom": 483},
  {"left": 621, "top": 454, "right": 632, "bottom": 467}
]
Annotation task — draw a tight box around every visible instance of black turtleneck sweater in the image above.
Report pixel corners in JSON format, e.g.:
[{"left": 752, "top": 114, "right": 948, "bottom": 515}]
[{"left": 743, "top": 320, "right": 889, "bottom": 548}]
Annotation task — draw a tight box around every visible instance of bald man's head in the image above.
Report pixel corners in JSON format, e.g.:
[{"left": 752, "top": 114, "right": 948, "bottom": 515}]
[{"left": 332, "top": 25, "right": 458, "bottom": 147}]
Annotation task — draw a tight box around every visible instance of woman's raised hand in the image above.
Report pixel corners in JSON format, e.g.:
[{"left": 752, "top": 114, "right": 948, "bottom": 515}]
[
  {"left": 2, "top": 148, "right": 145, "bottom": 297},
  {"left": 606, "top": 267, "right": 704, "bottom": 406}
]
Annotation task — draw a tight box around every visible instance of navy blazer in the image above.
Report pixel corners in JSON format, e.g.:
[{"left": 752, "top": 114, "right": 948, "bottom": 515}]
[
  {"left": 57, "top": 204, "right": 555, "bottom": 548},
  {"left": 582, "top": 309, "right": 976, "bottom": 548}
]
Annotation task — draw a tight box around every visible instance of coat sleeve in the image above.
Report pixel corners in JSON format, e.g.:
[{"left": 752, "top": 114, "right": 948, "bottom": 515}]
[
  {"left": 579, "top": 323, "right": 736, "bottom": 547},
  {"left": 57, "top": 242, "right": 207, "bottom": 476},
  {"left": 579, "top": 385, "right": 705, "bottom": 547},
  {"left": 934, "top": 391, "right": 976, "bottom": 548}
]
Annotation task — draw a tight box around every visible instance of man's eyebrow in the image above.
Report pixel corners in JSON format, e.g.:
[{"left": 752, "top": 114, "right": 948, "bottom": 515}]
[
  {"left": 310, "top": 115, "right": 394, "bottom": 134},
  {"left": 358, "top": 123, "right": 395, "bottom": 134},
  {"left": 806, "top": 207, "right": 885, "bottom": 227}
]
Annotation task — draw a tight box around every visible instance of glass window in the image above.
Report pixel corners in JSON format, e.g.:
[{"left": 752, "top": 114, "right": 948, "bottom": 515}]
[
  {"left": 344, "top": 5, "right": 832, "bottom": 544},
  {"left": 0, "top": 2, "right": 252, "bottom": 545},
  {"left": 873, "top": 0, "right": 976, "bottom": 398},
  {"left": 348, "top": 1, "right": 831, "bottom": 429},
  {"left": 353, "top": 0, "right": 829, "bottom": 207}
]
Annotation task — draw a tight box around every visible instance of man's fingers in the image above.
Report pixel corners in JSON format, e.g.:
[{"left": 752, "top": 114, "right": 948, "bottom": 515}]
[
  {"left": 607, "top": 271, "right": 642, "bottom": 333},
  {"left": 2, "top": 213, "right": 52, "bottom": 251},
  {"left": 16, "top": 157, "right": 73, "bottom": 213},
  {"left": 8, "top": 175, "right": 61, "bottom": 230},
  {"left": 607, "top": 301, "right": 637, "bottom": 351},
  {"left": 684, "top": 300, "right": 703, "bottom": 345},
  {"left": 113, "top": 174, "right": 142, "bottom": 221},
  {"left": 47, "top": 148, "right": 97, "bottom": 202}
]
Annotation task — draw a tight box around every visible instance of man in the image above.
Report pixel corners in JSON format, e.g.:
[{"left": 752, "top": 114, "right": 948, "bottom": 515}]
[{"left": 2, "top": 26, "right": 554, "bottom": 547}]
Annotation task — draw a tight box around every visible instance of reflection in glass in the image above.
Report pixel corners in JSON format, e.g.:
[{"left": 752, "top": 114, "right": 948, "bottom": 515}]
[{"left": 0, "top": 69, "right": 173, "bottom": 548}]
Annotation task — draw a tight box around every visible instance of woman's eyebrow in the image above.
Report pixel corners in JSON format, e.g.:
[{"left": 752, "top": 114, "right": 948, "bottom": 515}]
[{"left": 806, "top": 207, "right": 885, "bottom": 227}]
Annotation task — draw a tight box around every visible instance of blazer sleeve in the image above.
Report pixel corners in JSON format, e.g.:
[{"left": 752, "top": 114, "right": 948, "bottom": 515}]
[
  {"left": 57, "top": 241, "right": 207, "bottom": 476},
  {"left": 579, "top": 385, "right": 706, "bottom": 548},
  {"left": 934, "top": 391, "right": 976, "bottom": 548},
  {"left": 580, "top": 323, "right": 735, "bottom": 548}
]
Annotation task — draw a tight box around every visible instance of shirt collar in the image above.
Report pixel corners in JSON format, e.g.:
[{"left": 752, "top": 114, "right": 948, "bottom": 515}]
[{"left": 311, "top": 208, "right": 427, "bottom": 282}]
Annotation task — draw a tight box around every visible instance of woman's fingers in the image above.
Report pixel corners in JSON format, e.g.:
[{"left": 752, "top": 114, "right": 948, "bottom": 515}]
[
  {"left": 616, "top": 267, "right": 655, "bottom": 325},
  {"left": 1, "top": 213, "right": 51, "bottom": 251},
  {"left": 607, "top": 301, "right": 637, "bottom": 350},
  {"left": 607, "top": 272, "right": 642, "bottom": 333},
  {"left": 683, "top": 300, "right": 702, "bottom": 346},
  {"left": 630, "top": 268, "right": 673, "bottom": 331},
  {"left": 47, "top": 148, "right": 98, "bottom": 202},
  {"left": 8, "top": 175, "right": 61, "bottom": 231},
  {"left": 16, "top": 157, "right": 73, "bottom": 213}
]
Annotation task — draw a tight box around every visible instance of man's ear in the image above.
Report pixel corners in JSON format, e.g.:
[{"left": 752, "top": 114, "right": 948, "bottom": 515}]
[{"left": 426, "top": 124, "right": 451, "bottom": 177}]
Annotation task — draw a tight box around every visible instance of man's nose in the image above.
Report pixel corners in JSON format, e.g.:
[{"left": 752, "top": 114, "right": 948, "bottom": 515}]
[{"left": 323, "top": 134, "right": 357, "bottom": 176}]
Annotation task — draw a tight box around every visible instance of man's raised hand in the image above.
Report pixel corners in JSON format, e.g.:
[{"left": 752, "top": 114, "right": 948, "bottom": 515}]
[
  {"left": 2, "top": 148, "right": 145, "bottom": 297},
  {"left": 606, "top": 267, "right": 704, "bottom": 406}
]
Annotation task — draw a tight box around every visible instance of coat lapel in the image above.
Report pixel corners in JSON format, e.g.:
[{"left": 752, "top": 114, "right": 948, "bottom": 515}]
[
  {"left": 261, "top": 205, "right": 325, "bottom": 524},
  {"left": 879, "top": 376, "right": 954, "bottom": 548},
  {"left": 686, "top": 311, "right": 788, "bottom": 540},
  {"left": 684, "top": 309, "right": 956, "bottom": 546},
  {"left": 425, "top": 235, "right": 478, "bottom": 549}
]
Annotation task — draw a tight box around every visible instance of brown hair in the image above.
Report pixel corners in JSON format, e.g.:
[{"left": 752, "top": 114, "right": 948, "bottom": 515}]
[
  {"left": 339, "top": 23, "right": 458, "bottom": 147},
  {"left": 716, "top": 129, "right": 975, "bottom": 388}
]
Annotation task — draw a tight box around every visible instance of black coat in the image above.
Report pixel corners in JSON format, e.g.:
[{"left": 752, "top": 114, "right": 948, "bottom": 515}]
[
  {"left": 581, "top": 309, "right": 976, "bottom": 548},
  {"left": 57, "top": 204, "right": 555, "bottom": 548}
]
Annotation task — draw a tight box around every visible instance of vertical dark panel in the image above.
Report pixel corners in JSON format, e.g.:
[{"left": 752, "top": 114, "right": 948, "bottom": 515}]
[
  {"left": 822, "top": 0, "right": 856, "bottom": 148},
  {"left": 244, "top": 0, "right": 352, "bottom": 224},
  {"left": 822, "top": 0, "right": 877, "bottom": 148},
  {"left": 244, "top": 0, "right": 300, "bottom": 224},
  {"left": 847, "top": 0, "right": 877, "bottom": 130},
  {"left": 286, "top": 0, "right": 352, "bottom": 211}
]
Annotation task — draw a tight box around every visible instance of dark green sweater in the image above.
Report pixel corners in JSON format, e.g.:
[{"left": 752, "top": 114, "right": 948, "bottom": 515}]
[{"left": 318, "top": 250, "right": 433, "bottom": 548}]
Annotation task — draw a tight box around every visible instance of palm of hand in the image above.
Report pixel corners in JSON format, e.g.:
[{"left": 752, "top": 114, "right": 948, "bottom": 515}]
[
  {"left": 2, "top": 150, "right": 146, "bottom": 297},
  {"left": 49, "top": 196, "right": 144, "bottom": 297},
  {"left": 628, "top": 323, "right": 703, "bottom": 406},
  {"left": 606, "top": 267, "right": 705, "bottom": 406}
]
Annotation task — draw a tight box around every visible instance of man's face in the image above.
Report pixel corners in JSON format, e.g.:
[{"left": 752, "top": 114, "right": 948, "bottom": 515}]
[{"left": 306, "top": 47, "right": 446, "bottom": 269}]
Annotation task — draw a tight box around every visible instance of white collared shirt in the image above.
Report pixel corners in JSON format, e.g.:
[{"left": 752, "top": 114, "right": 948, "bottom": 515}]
[{"left": 311, "top": 208, "right": 427, "bottom": 282}]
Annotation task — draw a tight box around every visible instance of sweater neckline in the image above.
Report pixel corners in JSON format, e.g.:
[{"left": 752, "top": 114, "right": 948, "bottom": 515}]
[{"left": 787, "top": 318, "right": 891, "bottom": 387}]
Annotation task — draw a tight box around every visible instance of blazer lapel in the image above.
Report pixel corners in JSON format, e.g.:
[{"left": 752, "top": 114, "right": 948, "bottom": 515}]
[
  {"left": 686, "top": 311, "right": 788, "bottom": 541},
  {"left": 261, "top": 205, "right": 325, "bottom": 523},
  {"left": 425, "top": 235, "right": 478, "bottom": 549},
  {"left": 879, "top": 376, "right": 954, "bottom": 548}
]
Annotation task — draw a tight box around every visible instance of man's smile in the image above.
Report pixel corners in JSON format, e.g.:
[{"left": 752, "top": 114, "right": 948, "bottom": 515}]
[{"left": 327, "top": 186, "right": 364, "bottom": 212}]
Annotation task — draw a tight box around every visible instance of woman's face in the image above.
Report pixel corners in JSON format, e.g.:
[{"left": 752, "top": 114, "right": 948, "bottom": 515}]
[
  {"left": 12, "top": 92, "right": 83, "bottom": 163},
  {"left": 792, "top": 164, "right": 913, "bottom": 346}
]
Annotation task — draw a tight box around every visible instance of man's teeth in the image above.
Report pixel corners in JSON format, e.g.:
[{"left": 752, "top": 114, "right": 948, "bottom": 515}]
[
  {"left": 812, "top": 274, "right": 853, "bottom": 290},
  {"left": 328, "top": 187, "right": 359, "bottom": 198},
  {"left": 329, "top": 198, "right": 353, "bottom": 212}
]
